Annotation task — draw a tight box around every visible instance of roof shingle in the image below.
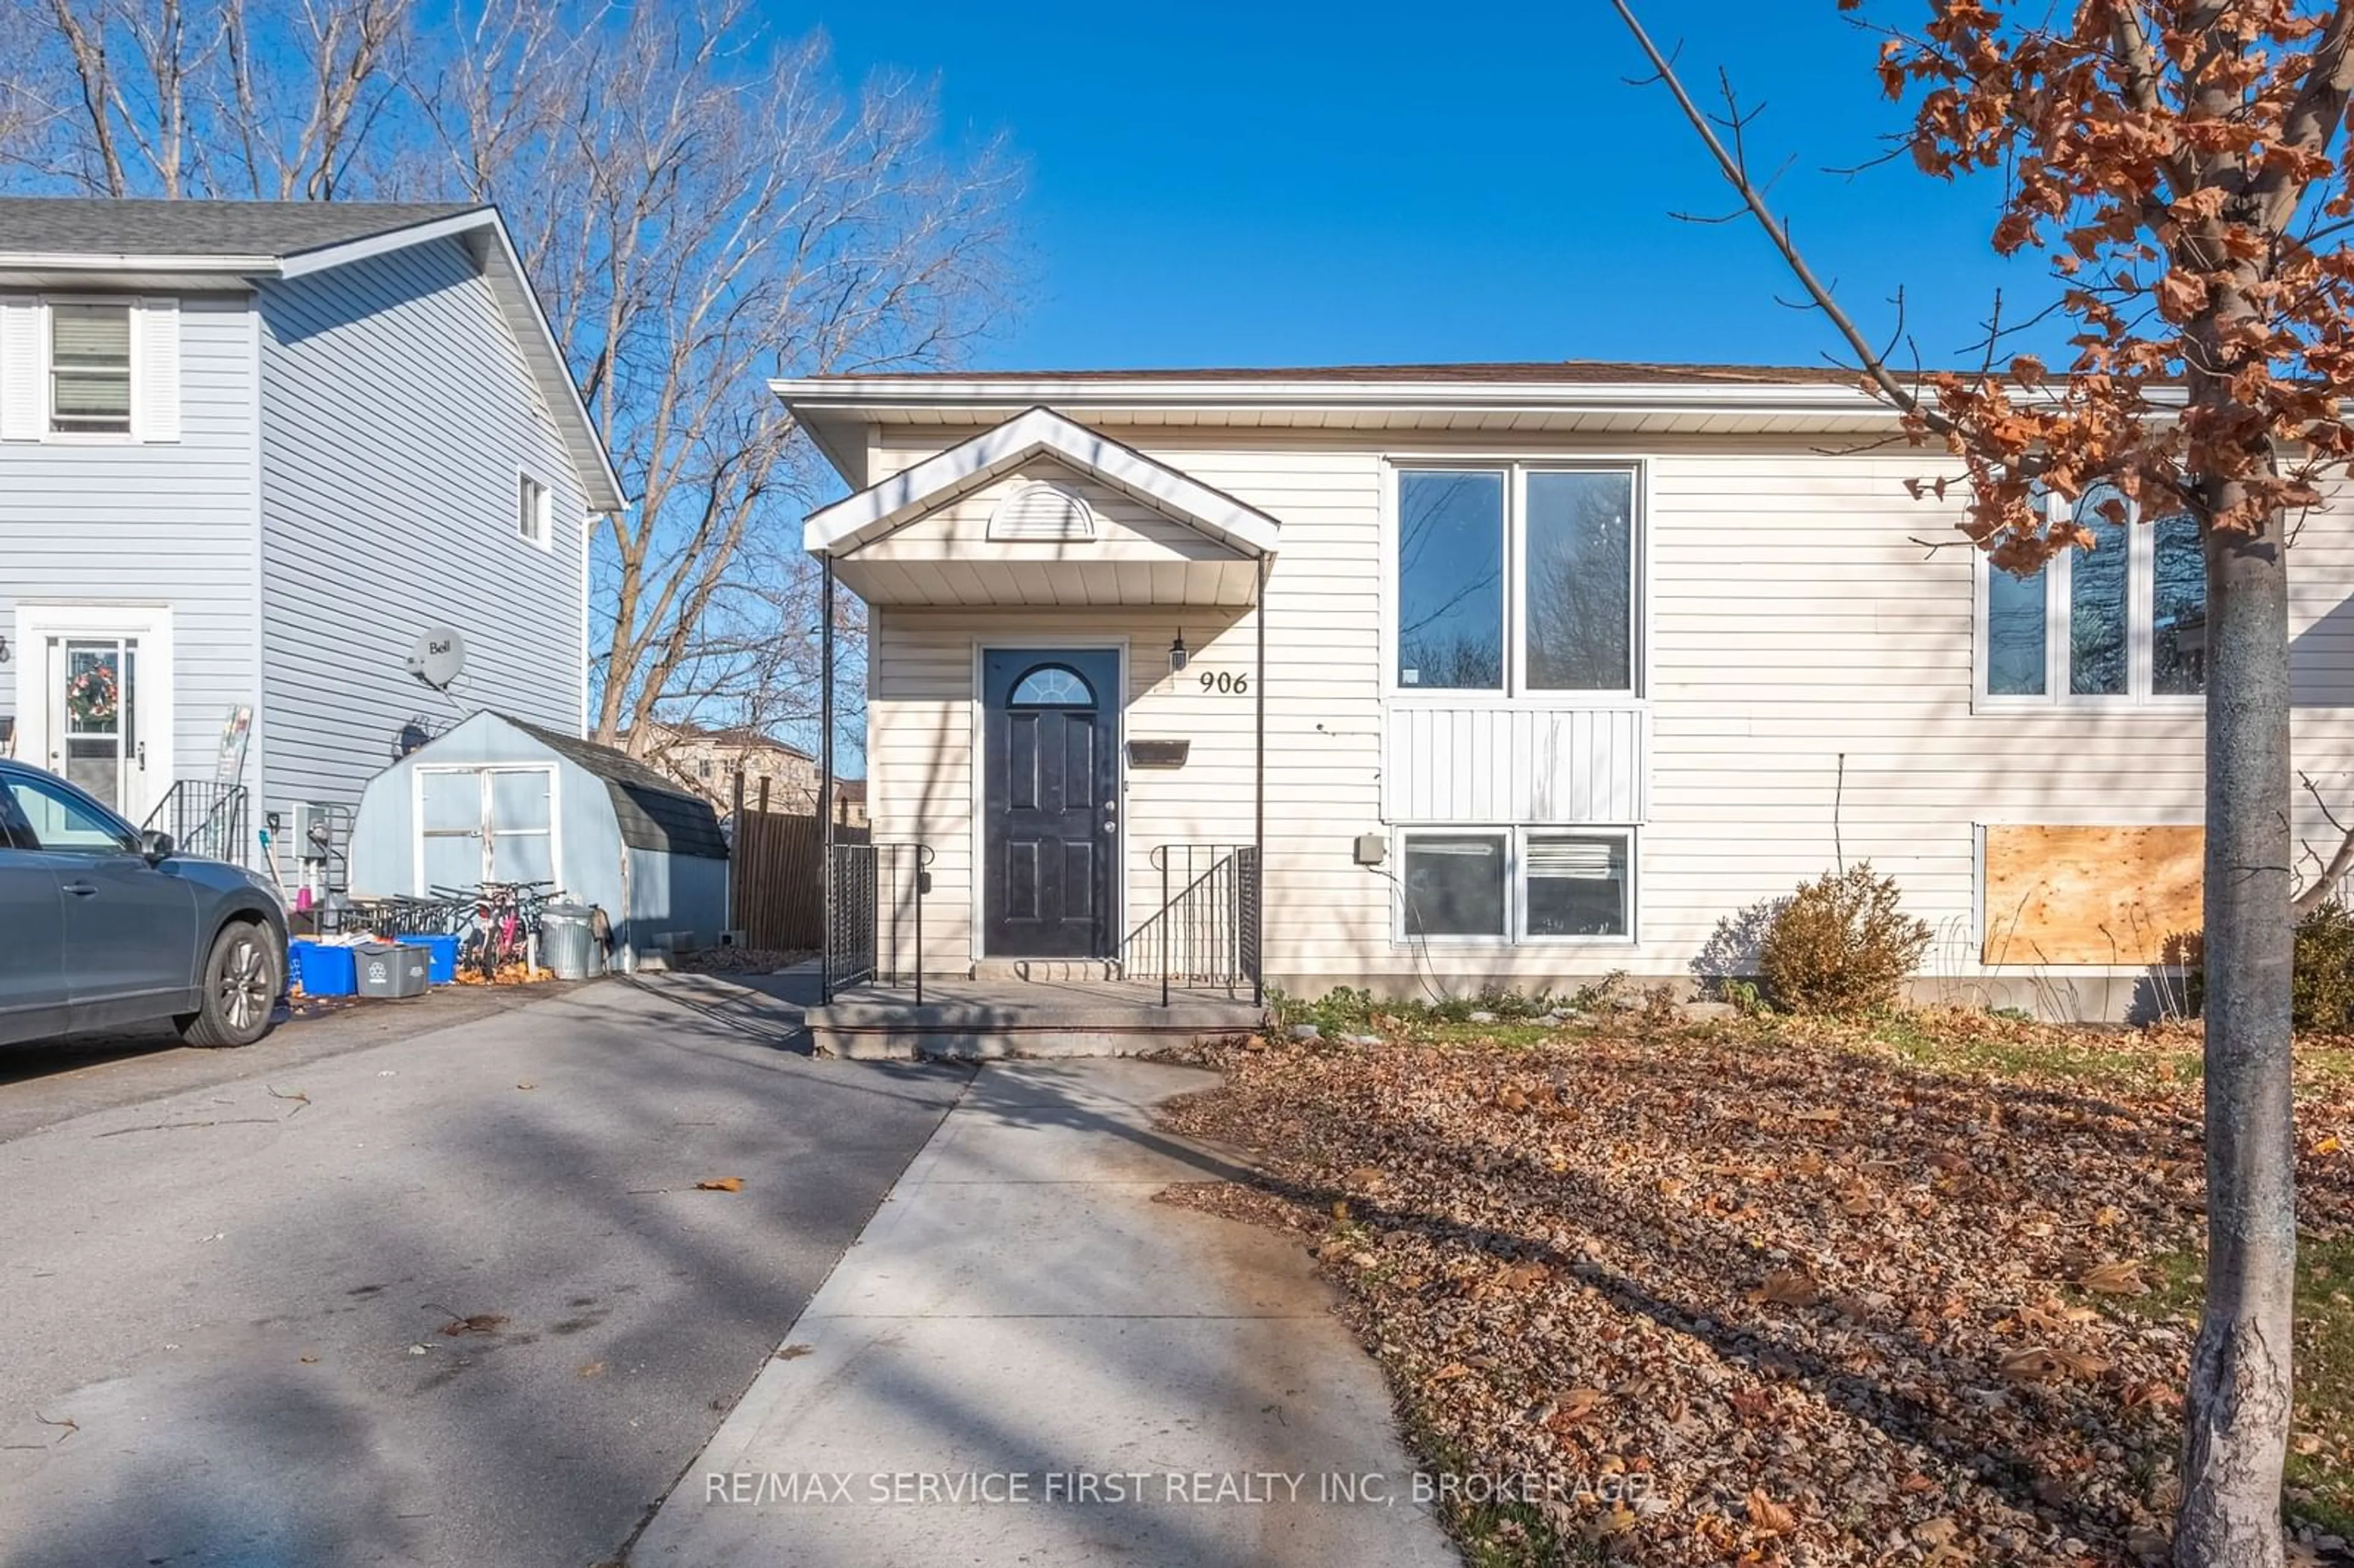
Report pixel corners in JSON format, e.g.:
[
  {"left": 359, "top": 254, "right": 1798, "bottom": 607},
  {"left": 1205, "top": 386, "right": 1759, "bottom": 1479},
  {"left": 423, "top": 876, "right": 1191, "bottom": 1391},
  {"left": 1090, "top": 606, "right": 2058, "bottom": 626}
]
[{"left": 0, "top": 197, "right": 485, "bottom": 260}]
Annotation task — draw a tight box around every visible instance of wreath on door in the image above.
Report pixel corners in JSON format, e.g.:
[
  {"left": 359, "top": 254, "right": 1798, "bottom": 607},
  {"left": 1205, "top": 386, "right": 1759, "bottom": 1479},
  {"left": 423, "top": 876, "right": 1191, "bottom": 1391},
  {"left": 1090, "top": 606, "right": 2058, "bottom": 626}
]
[{"left": 66, "top": 663, "right": 119, "bottom": 728}]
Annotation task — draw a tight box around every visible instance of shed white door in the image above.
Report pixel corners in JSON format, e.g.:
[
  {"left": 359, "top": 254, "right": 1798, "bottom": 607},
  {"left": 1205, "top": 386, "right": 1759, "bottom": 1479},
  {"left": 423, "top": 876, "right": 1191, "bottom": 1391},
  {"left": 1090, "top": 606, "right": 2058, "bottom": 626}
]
[{"left": 416, "top": 767, "right": 557, "bottom": 892}]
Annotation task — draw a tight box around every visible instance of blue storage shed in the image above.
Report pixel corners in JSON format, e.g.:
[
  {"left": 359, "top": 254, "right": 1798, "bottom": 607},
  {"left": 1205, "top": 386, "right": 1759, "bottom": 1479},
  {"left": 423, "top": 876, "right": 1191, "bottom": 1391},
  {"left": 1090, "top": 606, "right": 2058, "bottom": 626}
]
[{"left": 348, "top": 712, "right": 728, "bottom": 967}]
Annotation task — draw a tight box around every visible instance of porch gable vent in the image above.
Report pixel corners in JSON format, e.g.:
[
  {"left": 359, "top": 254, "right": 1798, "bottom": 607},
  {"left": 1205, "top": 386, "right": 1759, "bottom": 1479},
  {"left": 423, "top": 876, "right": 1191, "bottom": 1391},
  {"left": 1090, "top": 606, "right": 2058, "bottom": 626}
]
[{"left": 987, "top": 481, "right": 1096, "bottom": 542}]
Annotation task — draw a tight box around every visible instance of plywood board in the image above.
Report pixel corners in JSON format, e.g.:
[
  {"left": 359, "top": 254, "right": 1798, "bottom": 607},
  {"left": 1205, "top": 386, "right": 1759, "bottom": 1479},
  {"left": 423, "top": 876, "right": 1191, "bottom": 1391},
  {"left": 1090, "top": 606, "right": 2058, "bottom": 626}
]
[{"left": 1982, "top": 824, "right": 2204, "bottom": 965}]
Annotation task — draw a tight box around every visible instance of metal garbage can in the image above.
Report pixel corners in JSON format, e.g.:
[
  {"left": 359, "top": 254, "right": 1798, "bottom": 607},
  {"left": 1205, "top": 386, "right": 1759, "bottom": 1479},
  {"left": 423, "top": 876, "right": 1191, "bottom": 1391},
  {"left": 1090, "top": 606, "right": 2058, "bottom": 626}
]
[{"left": 541, "top": 902, "right": 599, "bottom": 981}]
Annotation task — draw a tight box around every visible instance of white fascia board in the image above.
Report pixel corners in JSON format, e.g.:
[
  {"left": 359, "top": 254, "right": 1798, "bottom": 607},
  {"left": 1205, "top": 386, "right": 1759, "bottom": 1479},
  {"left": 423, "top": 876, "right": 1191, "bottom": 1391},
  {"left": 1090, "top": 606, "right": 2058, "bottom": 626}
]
[
  {"left": 273, "top": 208, "right": 499, "bottom": 278},
  {"left": 775, "top": 373, "right": 2193, "bottom": 419},
  {"left": 773, "top": 374, "right": 1892, "bottom": 416},
  {"left": 802, "top": 405, "right": 1281, "bottom": 558},
  {"left": 468, "top": 214, "right": 628, "bottom": 512}
]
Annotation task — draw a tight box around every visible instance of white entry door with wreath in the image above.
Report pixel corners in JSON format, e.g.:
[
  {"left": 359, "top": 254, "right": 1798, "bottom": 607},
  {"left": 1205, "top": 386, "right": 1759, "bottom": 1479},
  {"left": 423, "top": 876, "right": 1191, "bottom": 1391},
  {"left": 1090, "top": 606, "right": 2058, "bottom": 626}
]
[{"left": 11, "top": 606, "right": 175, "bottom": 826}]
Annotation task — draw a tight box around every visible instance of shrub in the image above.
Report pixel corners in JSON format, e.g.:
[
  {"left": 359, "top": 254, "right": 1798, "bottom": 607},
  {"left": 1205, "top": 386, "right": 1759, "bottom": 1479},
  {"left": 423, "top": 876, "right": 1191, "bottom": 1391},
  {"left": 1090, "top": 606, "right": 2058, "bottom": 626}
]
[
  {"left": 2184, "top": 899, "right": 2354, "bottom": 1033},
  {"left": 1755, "top": 862, "right": 1932, "bottom": 1016}
]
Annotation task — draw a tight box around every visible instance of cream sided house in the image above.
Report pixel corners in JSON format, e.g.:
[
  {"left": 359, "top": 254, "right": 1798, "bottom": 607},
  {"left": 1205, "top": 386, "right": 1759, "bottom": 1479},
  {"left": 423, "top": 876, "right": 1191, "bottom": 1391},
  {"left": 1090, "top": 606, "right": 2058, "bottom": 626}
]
[{"left": 780, "top": 363, "right": 2354, "bottom": 1038}]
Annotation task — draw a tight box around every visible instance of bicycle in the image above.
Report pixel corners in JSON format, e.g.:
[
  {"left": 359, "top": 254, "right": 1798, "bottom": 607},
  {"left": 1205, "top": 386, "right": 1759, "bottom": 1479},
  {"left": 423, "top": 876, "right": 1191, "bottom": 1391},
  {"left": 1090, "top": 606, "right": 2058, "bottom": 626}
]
[{"left": 435, "top": 880, "right": 562, "bottom": 979}]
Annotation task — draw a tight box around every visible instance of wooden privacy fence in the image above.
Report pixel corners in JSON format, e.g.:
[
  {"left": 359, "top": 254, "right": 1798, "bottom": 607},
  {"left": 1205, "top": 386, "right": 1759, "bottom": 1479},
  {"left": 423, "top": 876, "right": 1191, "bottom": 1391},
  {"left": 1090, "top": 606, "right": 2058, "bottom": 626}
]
[{"left": 731, "top": 808, "right": 868, "bottom": 951}]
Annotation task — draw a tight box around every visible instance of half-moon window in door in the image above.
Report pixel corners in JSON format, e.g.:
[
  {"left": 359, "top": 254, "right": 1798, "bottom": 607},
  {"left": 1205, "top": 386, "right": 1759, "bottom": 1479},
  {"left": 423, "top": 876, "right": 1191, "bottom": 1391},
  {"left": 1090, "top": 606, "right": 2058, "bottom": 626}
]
[{"left": 1007, "top": 664, "right": 1096, "bottom": 708}]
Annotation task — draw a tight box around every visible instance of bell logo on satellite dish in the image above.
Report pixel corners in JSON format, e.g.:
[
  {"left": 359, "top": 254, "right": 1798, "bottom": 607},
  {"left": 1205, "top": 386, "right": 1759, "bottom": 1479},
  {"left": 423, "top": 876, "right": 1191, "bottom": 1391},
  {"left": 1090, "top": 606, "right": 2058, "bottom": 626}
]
[{"left": 406, "top": 628, "right": 468, "bottom": 690}]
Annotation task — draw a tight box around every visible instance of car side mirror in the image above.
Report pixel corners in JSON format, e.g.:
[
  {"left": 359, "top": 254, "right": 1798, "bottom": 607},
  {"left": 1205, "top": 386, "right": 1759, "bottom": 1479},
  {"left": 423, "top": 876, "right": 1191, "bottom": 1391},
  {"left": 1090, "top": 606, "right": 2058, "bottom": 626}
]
[{"left": 142, "top": 830, "right": 175, "bottom": 863}]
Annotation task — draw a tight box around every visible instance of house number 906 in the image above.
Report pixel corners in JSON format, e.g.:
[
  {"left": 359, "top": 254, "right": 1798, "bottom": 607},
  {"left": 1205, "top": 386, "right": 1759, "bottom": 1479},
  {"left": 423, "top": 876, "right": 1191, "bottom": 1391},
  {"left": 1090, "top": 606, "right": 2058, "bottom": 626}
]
[{"left": 1198, "top": 671, "right": 1249, "bottom": 695}]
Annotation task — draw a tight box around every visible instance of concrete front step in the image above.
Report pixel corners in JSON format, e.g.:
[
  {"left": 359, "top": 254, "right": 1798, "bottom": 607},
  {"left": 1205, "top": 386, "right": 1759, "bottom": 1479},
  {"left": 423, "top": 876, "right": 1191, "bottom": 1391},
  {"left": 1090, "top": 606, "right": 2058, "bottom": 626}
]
[
  {"left": 967, "top": 959, "right": 1123, "bottom": 983},
  {"left": 807, "top": 992, "right": 1263, "bottom": 1061}
]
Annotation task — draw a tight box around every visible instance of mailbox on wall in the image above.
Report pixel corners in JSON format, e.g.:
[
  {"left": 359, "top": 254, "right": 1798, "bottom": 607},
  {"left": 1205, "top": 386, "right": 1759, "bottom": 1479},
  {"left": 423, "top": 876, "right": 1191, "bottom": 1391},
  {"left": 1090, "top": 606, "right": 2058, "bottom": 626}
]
[{"left": 1126, "top": 739, "right": 1190, "bottom": 769}]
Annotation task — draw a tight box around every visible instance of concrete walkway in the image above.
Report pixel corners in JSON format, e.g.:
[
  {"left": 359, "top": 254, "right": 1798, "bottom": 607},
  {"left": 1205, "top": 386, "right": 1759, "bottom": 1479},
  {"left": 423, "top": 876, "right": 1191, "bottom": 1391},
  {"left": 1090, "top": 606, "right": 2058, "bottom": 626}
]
[{"left": 627, "top": 1060, "right": 1458, "bottom": 1568}]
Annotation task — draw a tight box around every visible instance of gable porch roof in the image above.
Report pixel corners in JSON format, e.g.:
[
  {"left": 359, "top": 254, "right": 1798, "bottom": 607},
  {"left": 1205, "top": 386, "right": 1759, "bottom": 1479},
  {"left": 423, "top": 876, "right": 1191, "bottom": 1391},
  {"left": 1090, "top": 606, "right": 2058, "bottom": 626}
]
[{"left": 801, "top": 404, "right": 1280, "bottom": 560}]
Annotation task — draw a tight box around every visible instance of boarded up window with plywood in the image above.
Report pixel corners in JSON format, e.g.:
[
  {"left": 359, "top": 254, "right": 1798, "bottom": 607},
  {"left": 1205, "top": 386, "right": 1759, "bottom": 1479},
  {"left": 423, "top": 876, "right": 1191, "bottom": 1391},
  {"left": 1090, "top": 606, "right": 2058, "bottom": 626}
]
[{"left": 1981, "top": 824, "right": 2203, "bottom": 965}]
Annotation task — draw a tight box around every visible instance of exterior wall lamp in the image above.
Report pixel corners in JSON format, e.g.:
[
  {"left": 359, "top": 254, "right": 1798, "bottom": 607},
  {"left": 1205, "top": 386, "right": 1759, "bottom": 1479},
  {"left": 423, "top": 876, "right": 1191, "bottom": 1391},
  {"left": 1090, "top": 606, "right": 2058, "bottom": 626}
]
[{"left": 1169, "top": 631, "right": 1189, "bottom": 673}]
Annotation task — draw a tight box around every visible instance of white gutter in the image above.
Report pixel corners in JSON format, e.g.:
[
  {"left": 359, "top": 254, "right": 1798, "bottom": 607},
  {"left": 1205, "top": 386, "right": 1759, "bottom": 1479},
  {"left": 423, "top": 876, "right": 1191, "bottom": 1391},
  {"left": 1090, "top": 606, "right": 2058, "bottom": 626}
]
[
  {"left": 0, "top": 252, "right": 281, "bottom": 274},
  {"left": 771, "top": 373, "right": 1900, "bottom": 415}
]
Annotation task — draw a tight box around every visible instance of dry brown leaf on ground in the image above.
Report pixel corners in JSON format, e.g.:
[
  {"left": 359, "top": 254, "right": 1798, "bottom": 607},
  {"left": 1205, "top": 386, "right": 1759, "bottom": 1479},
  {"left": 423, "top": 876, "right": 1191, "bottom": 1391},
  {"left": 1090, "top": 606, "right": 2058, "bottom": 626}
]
[
  {"left": 1746, "top": 1488, "right": 1798, "bottom": 1534},
  {"left": 2000, "top": 1345, "right": 2110, "bottom": 1383},
  {"left": 1750, "top": 1269, "right": 1821, "bottom": 1307},
  {"left": 1553, "top": 1387, "right": 1606, "bottom": 1424},
  {"left": 695, "top": 1177, "right": 744, "bottom": 1192},
  {"left": 2076, "top": 1259, "right": 2149, "bottom": 1295},
  {"left": 1152, "top": 1018, "right": 2354, "bottom": 1567}
]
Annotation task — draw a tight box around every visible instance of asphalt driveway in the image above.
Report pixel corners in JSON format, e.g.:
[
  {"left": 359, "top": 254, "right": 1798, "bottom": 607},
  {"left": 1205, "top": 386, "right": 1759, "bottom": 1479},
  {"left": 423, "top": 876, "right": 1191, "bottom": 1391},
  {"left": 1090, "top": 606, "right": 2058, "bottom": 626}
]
[{"left": 0, "top": 975, "right": 969, "bottom": 1567}]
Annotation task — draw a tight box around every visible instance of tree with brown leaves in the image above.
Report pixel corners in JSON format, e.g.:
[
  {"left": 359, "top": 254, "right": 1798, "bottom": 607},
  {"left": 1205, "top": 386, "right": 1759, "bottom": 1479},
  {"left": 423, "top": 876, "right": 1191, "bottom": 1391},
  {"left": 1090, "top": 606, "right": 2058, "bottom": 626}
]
[{"left": 1615, "top": 2, "right": 2354, "bottom": 1561}]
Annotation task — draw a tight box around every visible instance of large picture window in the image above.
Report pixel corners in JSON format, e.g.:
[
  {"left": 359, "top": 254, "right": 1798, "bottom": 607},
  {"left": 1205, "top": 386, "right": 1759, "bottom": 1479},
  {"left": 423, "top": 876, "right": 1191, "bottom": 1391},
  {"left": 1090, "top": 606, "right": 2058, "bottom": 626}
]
[
  {"left": 1395, "top": 465, "right": 1637, "bottom": 695},
  {"left": 1979, "top": 485, "right": 2206, "bottom": 705},
  {"left": 1400, "top": 827, "right": 1634, "bottom": 943}
]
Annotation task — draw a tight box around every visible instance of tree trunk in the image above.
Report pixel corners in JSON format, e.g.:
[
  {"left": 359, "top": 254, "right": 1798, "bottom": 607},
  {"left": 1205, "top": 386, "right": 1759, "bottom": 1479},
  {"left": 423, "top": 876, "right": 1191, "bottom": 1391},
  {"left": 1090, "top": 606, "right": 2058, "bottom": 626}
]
[{"left": 2176, "top": 509, "right": 2298, "bottom": 1568}]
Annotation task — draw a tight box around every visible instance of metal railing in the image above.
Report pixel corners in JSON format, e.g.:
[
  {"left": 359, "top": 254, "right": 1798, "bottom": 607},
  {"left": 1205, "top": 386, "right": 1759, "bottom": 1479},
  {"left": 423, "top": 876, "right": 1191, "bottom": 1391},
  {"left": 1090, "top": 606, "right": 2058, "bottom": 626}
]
[
  {"left": 143, "top": 781, "right": 250, "bottom": 865},
  {"left": 825, "top": 841, "right": 932, "bottom": 1003},
  {"left": 1124, "top": 844, "right": 1262, "bottom": 1007}
]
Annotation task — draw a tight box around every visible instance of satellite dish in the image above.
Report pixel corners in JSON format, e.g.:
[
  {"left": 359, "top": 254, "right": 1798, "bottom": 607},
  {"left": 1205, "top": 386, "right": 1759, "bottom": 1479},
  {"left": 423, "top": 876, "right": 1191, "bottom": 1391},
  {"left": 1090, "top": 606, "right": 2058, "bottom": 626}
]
[{"left": 406, "top": 628, "right": 468, "bottom": 690}]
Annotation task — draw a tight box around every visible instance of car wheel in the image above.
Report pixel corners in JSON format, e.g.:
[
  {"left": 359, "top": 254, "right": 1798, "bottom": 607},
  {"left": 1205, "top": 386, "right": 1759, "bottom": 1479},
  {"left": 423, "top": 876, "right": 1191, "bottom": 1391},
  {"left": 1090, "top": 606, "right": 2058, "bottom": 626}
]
[{"left": 177, "top": 920, "right": 283, "bottom": 1048}]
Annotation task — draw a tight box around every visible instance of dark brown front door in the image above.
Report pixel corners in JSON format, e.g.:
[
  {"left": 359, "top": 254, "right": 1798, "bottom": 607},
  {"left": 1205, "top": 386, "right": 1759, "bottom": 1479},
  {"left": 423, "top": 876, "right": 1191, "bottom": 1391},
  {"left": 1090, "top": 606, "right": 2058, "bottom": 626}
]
[{"left": 982, "top": 649, "right": 1119, "bottom": 958}]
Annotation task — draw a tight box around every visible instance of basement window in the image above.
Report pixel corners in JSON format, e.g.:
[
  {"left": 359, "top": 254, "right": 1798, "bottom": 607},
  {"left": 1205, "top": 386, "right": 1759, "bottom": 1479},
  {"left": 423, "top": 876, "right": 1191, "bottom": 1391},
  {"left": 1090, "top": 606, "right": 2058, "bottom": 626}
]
[{"left": 1400, "top": 828, "right": 1634, "bottom": 944}]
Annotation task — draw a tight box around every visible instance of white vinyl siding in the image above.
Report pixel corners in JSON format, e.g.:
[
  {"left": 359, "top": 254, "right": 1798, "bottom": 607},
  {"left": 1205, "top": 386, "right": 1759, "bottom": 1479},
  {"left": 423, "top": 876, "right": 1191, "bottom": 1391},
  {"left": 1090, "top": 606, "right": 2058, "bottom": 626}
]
[{"left": 861, "top": 427, "right": 2354, "bottom": 1000}]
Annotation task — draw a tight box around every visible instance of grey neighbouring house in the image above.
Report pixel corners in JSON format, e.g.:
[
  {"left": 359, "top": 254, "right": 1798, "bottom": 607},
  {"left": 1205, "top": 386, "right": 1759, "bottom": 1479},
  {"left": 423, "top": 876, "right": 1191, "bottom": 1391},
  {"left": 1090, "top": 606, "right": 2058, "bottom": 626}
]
[{"left": 0, "top": 197, "right": 626, "bottom": 888}]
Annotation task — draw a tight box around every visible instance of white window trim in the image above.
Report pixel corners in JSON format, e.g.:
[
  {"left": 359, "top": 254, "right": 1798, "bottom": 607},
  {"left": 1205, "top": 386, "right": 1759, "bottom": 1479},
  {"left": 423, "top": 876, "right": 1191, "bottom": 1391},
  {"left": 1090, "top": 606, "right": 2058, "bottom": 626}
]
[
  {"left": 38, "top": 294, "right": 140, "bottom": 444},
  {"left": 1381, "top": 457, "right": 1648, "bottom": 706},
  {"left": 1393, "top": 824, "right": 1639, "bottom": 948},
  {"left": 1973, "top": 492, "right": 2204, "bottom": 711},
  {"left": 410, "top": 763, "right": 562, "bottom": 892},
  {"left": 517, "top": 469, "right": 554, "bottom": 550}
]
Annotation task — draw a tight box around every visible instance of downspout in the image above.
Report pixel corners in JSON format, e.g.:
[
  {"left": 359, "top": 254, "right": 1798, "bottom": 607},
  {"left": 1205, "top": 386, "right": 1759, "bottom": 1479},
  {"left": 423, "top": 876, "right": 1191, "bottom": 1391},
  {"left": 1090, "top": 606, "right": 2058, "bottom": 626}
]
[
  {"left": 1254, "top": 550, "right": 1267, "bottom": 1008},
  {"left": 820, "top": 552, "right": 836, "bottom": 1003}
]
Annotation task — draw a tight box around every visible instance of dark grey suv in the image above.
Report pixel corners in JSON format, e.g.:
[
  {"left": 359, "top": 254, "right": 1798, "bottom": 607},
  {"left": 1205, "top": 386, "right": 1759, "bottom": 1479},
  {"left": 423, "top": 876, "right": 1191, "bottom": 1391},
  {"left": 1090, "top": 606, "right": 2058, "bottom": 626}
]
[{"left": 0, "top": 759, "right": 288, "bottom": 1048}]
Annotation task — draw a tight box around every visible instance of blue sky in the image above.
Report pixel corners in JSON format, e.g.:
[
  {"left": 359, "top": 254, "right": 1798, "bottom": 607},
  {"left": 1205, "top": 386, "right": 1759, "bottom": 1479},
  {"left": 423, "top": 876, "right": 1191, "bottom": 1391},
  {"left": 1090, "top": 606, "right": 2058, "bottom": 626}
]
[{"left": 818, "top": 1, "right": 2055, "bottom": 374}]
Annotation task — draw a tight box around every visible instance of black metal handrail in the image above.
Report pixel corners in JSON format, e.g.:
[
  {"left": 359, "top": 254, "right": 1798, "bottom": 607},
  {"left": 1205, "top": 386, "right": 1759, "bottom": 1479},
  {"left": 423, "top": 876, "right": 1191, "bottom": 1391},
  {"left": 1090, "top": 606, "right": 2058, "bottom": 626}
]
[
  {"left": 143, "top": 781, "right": 250, "bottom": 866},
  {"left": 826, "top": 841, "right": 932, "bottom": 1003},
  {"left": 1125, "top": 843, "right": 1262, "bottom": 1007}
]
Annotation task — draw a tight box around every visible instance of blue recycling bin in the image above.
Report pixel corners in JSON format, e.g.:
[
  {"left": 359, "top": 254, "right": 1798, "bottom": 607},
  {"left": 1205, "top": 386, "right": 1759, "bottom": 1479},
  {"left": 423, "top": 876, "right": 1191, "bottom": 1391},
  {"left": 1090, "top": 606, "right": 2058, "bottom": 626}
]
[
  {"left": 411, "top": 934, "right": 460, "bottom": 984},
  {"left": 288, "top": 940, "right": 357, "bottom": 997}
]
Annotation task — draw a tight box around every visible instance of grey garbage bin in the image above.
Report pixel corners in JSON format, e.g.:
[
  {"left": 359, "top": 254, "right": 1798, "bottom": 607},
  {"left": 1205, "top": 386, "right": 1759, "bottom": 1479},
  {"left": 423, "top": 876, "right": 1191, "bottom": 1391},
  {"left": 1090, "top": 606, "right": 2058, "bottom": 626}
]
[{"left": 541, "top": 902, "right": 599, "bottom": 981}]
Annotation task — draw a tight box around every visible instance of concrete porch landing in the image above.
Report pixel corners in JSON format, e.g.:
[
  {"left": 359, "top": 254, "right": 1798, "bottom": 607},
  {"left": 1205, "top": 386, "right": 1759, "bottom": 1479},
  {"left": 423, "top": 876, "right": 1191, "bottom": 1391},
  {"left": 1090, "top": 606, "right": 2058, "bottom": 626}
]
[{"left": 807, "top": 978, "right": 1265, "bottom": 1060}]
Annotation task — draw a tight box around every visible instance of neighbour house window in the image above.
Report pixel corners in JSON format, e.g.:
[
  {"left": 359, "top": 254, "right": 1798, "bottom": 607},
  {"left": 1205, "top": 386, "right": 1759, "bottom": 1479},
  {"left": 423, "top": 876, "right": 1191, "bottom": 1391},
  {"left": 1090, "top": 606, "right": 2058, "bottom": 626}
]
[
  {"left": 1395, "top": 465, "right": 1637, "bottom": 693},
  {"left": 1400, "top": 828, "right": 1634, "bottom": 943},
  {"left": 518, "top": 473, "right": 552, "bottom": 547},
  {"left": 50, "top": 303, "right": 132, "bottom": 436},
  {"left": 1979, "top": 485, "right": 2206, "bottom": 704}
]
